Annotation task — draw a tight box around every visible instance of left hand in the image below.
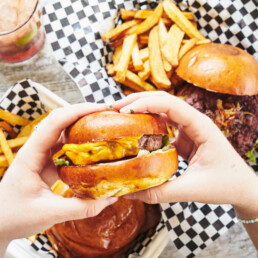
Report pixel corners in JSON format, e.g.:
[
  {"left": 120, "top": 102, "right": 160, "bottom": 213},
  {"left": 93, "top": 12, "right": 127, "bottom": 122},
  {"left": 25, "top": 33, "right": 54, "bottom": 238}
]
[{"left": 0, "top": 103, "right": 117, "bottom": 253}]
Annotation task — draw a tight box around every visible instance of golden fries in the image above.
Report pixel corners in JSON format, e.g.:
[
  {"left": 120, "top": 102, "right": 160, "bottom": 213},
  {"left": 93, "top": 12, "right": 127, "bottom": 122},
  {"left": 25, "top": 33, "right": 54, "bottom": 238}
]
[
  {"left": 0, "top": 136, "right": 29, "bottom": 154},
  {"left": 163, "top": 0, "right": 205, "bottom": 40},
  {"left": 138, "top": 60, "right": 150, "bottom": 81},
  {"left": 158, "top": 19, "right": 172, "bottom": 72},
  {"left": 179, "top": 38, "right": 197, "bottom": 59},
  {"left": 0, "top": 167, "right": 6, "bottom": 178},
  {"left": 162, "top": 24, "right": 184, "bottom": 66},
  {"left": 126, "top": 70, "right": 156, "bottom": 91},
  {"left": 0, "top": 111, "right": 50, "bottom": 178},
  {"left": 0, "top": 121, "right": 17, "bottom": 138},
  {"left": 0, "top": 108, "right": 30, "bottom": 126},
  {"left": 116, "top": 34, "right": 137, "bottom": 82},
  {"left": 149, "top": 26, "right": 171, "bottom": 89},
  {"left": 133, "top": 3, "right": 163, "bottom": 35},
  {"left": 0, "top": 128, "right": 14, "bottom": 165},
  {"left": 103, "top": 1, "right": 210, "bottom": 96},
  {"left": 121, "top": 8, "right": 194, "bottom": 20},
  {"left": 102, "top": 20, "right": 139, "bottom": 42},
  {"left": 132, "top": 42, "right": 144, "bottom": 71}
]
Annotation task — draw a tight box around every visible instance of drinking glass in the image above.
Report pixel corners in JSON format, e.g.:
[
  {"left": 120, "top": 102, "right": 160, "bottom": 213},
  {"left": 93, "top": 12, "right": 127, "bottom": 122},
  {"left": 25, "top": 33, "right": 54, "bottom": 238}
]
[{"left": 0, "top": 0, "right": 45, "bottom": 63}]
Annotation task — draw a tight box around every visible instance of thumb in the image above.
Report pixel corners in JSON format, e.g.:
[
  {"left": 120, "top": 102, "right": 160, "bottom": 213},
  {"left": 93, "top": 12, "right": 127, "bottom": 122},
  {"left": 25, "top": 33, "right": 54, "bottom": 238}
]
[
  {"left": 124, "top": 170, "right": 196, "bottom": 204},
  {"left": 48, "top": 195, "right": 118, "bottom": 224}
]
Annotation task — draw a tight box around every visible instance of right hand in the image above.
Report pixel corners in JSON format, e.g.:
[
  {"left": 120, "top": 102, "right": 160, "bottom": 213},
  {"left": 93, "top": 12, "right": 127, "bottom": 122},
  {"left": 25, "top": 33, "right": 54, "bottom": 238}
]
[{"left": 113, "top": 92, "right": 258, "bottom": 215}]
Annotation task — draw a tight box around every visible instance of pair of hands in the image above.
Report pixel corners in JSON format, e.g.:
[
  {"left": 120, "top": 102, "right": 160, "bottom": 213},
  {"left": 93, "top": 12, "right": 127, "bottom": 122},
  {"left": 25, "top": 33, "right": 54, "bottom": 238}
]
[{"left": 0, "top": 92, "right": 257, "bottom": 253}]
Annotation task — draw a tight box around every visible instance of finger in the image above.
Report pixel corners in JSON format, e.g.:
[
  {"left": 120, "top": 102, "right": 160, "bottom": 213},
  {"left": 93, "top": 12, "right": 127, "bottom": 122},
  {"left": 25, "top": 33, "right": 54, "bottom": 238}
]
[
  {"left": 118, "top": 96, "right": 219, "bottom": 146},
  {"left": 124, "top": 168, "right": 201, "bottom": 204},
  {"left": 112, "top": 91, "right": 168, "bottom": 110},
  {"left": 16, "top": 103, "right": 107, "bottom": 169},
  {"left": 48, "top": 195, "right": 118, "bottom": 223}
]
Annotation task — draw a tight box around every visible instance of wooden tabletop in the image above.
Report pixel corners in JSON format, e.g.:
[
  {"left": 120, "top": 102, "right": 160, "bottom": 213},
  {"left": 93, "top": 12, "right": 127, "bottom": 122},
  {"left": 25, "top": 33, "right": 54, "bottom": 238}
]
[{"left": 0, "top": 42, "right": 257, "bottom": 258}]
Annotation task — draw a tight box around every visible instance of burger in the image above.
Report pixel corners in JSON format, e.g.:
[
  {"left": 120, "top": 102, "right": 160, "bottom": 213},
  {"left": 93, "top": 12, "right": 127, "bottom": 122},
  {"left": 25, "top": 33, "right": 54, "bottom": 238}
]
[
  {"left": 176, "top": 43, "right": 258, "bottom": 160},
  {"left": 53, "top": 110, "right": 178, "bottom": 199},
  {"left": 46, "top": 180, "right": 161, "bottom": 258}
]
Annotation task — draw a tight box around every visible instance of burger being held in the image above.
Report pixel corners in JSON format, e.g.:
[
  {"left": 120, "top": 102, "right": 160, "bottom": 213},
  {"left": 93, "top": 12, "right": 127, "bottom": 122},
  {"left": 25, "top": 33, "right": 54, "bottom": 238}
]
[
  {"left": 53, "top": 110, "right": 178, "bottom": 198},
  {"left": 176, "top": 43, "right": 258, "bottom": 160}
]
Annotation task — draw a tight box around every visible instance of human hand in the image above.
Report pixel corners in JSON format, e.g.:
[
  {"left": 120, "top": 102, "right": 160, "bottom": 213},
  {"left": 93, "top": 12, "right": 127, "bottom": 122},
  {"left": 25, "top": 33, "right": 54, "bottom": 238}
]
[
  {"left": 113, "top": 92, "right": 258, "bottom": 211},
  {"left": 0, "top": 103, "right": 117, "bottom": 253}
]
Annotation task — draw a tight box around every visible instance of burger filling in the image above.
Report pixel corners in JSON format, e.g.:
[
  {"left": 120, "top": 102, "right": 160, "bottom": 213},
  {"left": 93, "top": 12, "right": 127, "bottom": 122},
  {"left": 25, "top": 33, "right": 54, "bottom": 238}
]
[
  {"left": 53, "top": 134, "right": 170, "bottom": 166},
  {"left": 177, "top": 84, "right": 258, "bottom": 158}
]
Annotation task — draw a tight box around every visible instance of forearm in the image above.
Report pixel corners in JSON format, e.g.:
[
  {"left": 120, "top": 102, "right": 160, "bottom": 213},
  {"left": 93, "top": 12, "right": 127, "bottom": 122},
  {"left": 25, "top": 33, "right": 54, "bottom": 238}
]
[{"left": 233, "top": 174, "right": 258, "bottom": 250}]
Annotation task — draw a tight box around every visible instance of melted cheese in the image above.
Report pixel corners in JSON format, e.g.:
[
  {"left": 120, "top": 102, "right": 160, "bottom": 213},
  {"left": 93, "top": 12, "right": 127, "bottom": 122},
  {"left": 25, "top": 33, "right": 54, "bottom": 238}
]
[{"left": 62, "top": 136, "right": 140, "bottom": 165}]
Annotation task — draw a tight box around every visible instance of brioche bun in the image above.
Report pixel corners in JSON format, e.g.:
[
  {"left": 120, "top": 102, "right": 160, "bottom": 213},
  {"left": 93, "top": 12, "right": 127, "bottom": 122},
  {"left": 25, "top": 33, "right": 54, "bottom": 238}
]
[
  {"left": 46, "top": 181, "right": 161, "bottom": 258},
  {"left": 176, "top": 43, "right": 258, "bottom": 95},
  {"left": 57, "top": 111, "right": 178, "bottom": 199}
]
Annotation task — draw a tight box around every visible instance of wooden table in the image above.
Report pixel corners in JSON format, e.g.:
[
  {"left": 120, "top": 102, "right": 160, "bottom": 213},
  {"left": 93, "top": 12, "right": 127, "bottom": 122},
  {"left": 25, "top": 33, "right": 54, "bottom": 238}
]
[{"left": 0, "top": 42, "right": 257, "bottom": 258}]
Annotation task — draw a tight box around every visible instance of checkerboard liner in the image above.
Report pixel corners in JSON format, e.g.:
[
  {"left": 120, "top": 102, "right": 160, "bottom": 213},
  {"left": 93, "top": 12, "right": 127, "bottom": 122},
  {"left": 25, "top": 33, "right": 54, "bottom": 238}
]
[{"left": 35, "top": 0, "right": 258, "bottom": 256}]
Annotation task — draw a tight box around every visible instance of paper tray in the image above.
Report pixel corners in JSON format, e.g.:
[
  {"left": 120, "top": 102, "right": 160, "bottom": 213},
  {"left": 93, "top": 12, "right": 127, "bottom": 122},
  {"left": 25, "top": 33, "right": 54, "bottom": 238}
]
[{"left": 3, "top": 81, "right": 170, "bottom": 258}]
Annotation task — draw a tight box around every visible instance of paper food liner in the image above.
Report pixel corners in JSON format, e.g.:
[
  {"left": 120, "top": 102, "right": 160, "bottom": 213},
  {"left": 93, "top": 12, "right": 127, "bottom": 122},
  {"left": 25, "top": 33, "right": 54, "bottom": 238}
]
[{"left": 15, "top": 0, "right": 257, "bottom": 257}]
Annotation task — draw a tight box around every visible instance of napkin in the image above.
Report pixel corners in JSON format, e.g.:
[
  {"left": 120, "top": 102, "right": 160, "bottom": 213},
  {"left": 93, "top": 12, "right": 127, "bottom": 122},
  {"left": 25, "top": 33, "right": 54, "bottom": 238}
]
[{"left": 42, "top": 0, "right": 258, "bottom": 257}]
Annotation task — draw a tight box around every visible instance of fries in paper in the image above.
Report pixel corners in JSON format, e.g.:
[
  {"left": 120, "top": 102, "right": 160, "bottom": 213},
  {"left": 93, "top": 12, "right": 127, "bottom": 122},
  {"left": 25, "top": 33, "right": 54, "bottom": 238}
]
[{"left": 103, "top": 0, "right": 210, "bottom": 96}]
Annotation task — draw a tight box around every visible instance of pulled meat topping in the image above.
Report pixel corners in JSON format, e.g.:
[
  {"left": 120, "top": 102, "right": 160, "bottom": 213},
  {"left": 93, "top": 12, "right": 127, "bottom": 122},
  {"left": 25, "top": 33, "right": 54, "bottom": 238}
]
[{"left": 178, "top": 84, "right": 258, "bottom": 156}]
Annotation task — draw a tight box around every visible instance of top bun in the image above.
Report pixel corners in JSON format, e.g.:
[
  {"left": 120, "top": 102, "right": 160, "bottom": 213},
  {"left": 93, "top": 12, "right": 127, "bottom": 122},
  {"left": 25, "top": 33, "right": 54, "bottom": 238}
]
[
  {"left": 67, "top": 110, "right": 168, "bottom": 144},
  {"left": 176, "top": 43, "right": 258, "bottom": 95}
]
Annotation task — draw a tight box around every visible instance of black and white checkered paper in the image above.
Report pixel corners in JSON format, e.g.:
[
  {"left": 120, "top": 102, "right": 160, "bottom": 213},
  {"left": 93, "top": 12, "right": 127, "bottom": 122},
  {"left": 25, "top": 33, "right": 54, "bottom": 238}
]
[{"left": 42, "top": 0, "right": 258, "bottom": 257}]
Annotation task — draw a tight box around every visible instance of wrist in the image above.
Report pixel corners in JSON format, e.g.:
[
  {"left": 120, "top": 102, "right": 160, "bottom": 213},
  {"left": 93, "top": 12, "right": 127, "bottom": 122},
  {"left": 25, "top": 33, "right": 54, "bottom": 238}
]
[{"left": 232, "top": 170, "right": 258, "bottom": 220}]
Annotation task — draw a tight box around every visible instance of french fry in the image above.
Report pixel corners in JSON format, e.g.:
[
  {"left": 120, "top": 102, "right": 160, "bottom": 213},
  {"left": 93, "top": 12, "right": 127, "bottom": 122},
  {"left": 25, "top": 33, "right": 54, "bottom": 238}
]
[
  {"left": 126, "top": 70, "right": 156, "bottom": 91},
  {"left": 179, "top": 38, "right": 197, "bottom": 59},
  {"left": 112, "top": 45, "right": 122, "bottom": 64},
  {"left": 139, "top": 48, "right": 149, "bottom": 62},
  {"left": 120, "top": 9, "right": 136, "bottom": 20},
  {"left": 0, "top": 128, "right": 14, "bottom": 165},
  {"left": 114, "top": 76, "right": 143, "bottom": 92},
  {"left": 134, "top": 10, "right": 155, "bottom": 19},
  {"left": 0, "top": 109, "right": 30, "bottom": 126},
  {"left": 102, "top": 20, "right": 139, "bottom": 42},
  {"left": 196, "top": 39, "right": 211, "bottom": 45},
  {"left": 116, "top": 34, "right": 137, "bottom": 82},
  {"left": 134, "top": 9, "right": 194, "bottom": 20},
  {"left": 133, "top": 4, "right": 163, "bottom": 35},
  {"left": 138, "top": 35, "right": 149, "bottom": 45},
  {"left": 163, "top": 0, "right": 205, "bottom": 40},
  {"left": 162, "top": 24, "right": 184, "bottom": 66},
  {"left": 106, "top": 64, "right": 116, "bottom": 76},
  {"left": 149, "top": 26, "right": 171, "bottom": 89},
  {"left": 158, "top": 19, "right": 172, "bottom": 72},
  {"left": 138, "top": 60, "right": 150, "bottom": 81},
  {"left": 0, "top": 167, "right": 6, "bottom": 178},
  {"left": 0, "top": 121, "right": 17, "bottom": 138},
  {"left": 0, "top": 136, "right": 28, "bottom": 154},
  {"left": 162, "top": 17, "right": 173, "bottom": 26},
  {"left": 18, "top": 112, "right": 50, "bottom": 137},
  {"left": 132, "top": 42, "right": 144, "bottom": 71}
]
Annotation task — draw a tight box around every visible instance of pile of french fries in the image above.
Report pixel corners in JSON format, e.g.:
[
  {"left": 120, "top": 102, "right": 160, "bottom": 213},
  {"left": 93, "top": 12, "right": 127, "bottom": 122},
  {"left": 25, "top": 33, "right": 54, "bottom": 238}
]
[
  {"left": 103, "top": 0, "right": 210, "bottom": 95},
  {"left": 0, "top": 109, "right": 49, "bottom": 179}
]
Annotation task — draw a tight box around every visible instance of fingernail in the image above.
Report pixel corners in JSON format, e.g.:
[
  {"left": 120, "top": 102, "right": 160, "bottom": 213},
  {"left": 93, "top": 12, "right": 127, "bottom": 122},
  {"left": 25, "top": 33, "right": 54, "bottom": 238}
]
[{"left": 107, "top": 197, "right": 118, "bottom": 204}]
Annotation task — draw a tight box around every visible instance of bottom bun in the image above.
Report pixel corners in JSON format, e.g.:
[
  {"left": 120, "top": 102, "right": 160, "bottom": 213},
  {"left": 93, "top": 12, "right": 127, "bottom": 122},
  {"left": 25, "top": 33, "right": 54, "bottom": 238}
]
[{"left": 59, "top": 147, "right": 178, "bottom": 199}]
